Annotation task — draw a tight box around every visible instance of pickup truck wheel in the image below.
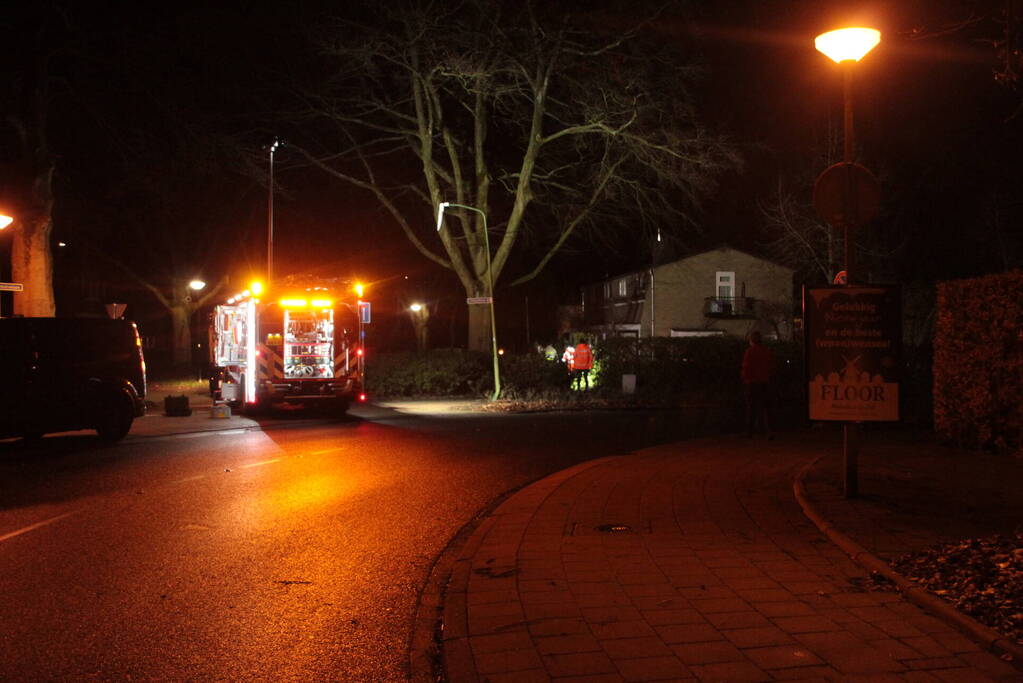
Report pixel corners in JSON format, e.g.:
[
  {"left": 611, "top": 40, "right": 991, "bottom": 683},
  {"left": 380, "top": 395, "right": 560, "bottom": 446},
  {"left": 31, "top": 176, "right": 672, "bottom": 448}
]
[{"left": 96, "top": 390, "right": 135, "bottom": 441}]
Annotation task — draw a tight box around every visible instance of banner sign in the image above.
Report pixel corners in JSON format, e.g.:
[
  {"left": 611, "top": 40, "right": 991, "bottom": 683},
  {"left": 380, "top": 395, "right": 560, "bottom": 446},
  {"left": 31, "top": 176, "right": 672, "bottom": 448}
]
[
  {"left": 804, "top": 285, "right": 901, "bottom": 422},
  {"left": 358, "top": 301, "right": 371, "bottom": 324}
]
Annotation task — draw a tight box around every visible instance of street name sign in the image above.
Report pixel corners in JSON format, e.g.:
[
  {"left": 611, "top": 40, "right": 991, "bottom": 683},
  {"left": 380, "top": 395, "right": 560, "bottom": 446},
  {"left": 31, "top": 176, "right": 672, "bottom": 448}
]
[
  {"left": 466, "top": 297, "right": 493, "bottom": 305},
  {"left": 0, "top": 282, "right": 24, "bottom": 292},
  {"left": 804, "top": 285, "right": 901, "bottom": 422}
]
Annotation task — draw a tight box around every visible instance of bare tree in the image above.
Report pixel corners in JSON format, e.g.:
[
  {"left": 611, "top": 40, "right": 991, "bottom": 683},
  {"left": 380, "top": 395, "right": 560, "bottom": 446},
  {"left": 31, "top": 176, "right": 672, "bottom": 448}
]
[
  {"left": 761, "top": 177, "right": 840, "bottom": 284},
  {"left": 0, "top": 8, "right": 69, "bottom": 317},
  {"left": 288, "top": 0, "right": 737, "bottom": 350}
]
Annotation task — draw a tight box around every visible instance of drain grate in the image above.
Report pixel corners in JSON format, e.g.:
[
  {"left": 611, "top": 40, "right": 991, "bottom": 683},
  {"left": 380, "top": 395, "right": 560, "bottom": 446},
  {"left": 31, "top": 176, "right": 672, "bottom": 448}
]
[{"left": 596, "top": 523, "right": 632, "bottom": 533}]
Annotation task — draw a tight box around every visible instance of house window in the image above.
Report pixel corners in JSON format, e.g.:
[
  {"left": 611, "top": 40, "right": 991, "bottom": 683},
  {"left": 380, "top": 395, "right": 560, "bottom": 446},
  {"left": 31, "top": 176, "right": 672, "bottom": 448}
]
[
  {"left": 618, "top": 278, "right": 628, "bottom": 298},
  {"left": 603, "top": 282, "right": 611, "bottom": 299},
  {"left": 716, "top": 271, "right": 734, "bottom": 299}
]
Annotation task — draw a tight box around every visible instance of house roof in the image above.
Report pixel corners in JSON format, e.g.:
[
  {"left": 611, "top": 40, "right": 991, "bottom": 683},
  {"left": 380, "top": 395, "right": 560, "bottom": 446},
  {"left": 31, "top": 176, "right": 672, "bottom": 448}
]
[{"left": 584, "top": 244, "right": 794, "bottom": 287}]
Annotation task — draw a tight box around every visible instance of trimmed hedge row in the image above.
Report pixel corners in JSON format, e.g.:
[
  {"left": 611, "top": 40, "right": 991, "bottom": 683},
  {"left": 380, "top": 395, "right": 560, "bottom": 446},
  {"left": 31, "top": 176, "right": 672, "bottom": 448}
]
[
  {"left": 367, "top": 338, "right": 804, "bottom": 415},
  {"left": 934, "top": 271, "right": 1023, "bottom": 451}
]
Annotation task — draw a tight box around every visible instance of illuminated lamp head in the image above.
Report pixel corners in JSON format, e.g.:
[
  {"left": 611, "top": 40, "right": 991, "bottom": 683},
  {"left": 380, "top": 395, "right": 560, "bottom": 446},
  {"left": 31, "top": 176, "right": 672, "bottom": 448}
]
[{"left": 814, "top": 27, "right": 881, "bottom": 63}]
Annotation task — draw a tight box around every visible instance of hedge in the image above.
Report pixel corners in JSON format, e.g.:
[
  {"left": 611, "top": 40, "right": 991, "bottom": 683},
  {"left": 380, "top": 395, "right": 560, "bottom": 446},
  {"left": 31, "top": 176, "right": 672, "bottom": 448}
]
[
  {"left": 367, "top": 339, "right": 805, "bottom": 420},
  {"left": 934, "top": 271, "right": 1023, "bottom": 451}
]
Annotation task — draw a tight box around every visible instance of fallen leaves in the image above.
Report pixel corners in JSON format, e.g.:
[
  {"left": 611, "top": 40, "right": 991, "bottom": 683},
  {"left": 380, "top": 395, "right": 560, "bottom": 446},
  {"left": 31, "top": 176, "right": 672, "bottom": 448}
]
[{"left": 892, "top": 533, "right": 1023, "bottom": 644}]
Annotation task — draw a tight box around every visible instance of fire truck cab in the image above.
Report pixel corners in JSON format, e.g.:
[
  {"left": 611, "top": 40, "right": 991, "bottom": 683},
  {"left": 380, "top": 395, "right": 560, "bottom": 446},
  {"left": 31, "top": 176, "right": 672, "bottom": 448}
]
[{"left": 209, "top": 283, "right": 365, "bottom": 415}]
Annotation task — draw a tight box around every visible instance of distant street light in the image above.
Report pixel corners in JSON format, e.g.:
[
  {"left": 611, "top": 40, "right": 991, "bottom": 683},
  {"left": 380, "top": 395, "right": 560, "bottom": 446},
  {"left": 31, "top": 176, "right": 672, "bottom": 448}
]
[
  {"left": 407, "top": 302, "right": 429, "bottom": 351},
  {"left": 267, "top": 138, "right": 282, "bottom": 284},
  {"left": 189, "top": 279, "right": 206, "bottom": 291},
  {"left": 814, "top": 26, "right": 880, "bottom": 500},
  {"left": 0, "top": 213, "right": 13, "bottom": 317},
  {"left": 436, "top": 201, "right": 501, "bottom": 400}
]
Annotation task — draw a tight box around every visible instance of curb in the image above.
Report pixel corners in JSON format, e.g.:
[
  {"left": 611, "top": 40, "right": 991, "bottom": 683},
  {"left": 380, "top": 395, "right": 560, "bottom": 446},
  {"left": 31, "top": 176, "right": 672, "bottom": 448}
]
[
  {"left": 409, "top": 456, "right": 619, "bottom": 683},
  {"left": 793, "top": 455, "right": 1023, "bottom": 670}
]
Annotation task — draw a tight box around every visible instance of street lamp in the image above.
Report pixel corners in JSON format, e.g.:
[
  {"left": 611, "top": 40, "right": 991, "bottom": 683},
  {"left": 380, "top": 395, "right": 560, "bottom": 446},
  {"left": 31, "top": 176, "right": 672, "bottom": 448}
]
[
  {"left": 436, "top": 201, "right": 501, "bottom": 400},
  {"left": 408, "top": 302, "right": 429, "bottom": 351},
  {"left": 189, "top": 279, "right": 206, "bottom": 291},
  {"left": 267, "top": 138, "right": 282, "bottom": 284},
  {"left": 815, "top": 26, "right": 880, "bottom": 500},
  {"left": 814, "top": 27, "right": 880, "bottom": 285}
]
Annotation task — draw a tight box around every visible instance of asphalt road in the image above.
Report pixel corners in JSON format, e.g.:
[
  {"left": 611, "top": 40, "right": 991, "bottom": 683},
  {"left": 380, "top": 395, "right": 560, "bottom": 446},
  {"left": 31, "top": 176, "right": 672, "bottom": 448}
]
[{"left": 0, "top": 404, "right": 710, "bottom": 681}]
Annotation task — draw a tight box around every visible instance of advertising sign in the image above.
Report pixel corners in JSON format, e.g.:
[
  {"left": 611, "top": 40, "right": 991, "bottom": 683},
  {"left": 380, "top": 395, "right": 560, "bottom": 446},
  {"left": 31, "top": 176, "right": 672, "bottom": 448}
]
[{"left": 804, "top": 285, "right": 901, "bottom": 422}]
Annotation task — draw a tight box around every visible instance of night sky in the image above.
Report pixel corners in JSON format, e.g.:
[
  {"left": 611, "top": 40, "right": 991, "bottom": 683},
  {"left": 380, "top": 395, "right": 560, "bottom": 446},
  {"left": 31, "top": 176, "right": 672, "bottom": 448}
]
[{"left": 2, "top": 0, "right": 1020, "bottom": 349}]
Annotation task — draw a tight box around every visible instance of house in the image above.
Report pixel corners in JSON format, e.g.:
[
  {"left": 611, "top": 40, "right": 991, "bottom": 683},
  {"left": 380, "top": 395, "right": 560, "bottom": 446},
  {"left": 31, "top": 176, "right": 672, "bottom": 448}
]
[{"left": 579, "top": 246, "right": 795, "bottom": 340}]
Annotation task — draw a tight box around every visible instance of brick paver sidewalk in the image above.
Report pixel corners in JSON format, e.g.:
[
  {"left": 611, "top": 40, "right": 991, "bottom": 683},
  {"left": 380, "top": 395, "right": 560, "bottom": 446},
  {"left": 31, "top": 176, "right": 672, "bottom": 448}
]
[{"left": 440, "top": 435, "right": 1020, "bottom": 681}]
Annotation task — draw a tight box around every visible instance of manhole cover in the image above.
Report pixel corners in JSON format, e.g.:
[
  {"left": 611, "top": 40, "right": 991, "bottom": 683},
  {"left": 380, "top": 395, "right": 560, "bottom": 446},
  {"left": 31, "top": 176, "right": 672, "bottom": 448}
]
[{"left": 596, "top": 524, "right": 632, "bottom": 533}]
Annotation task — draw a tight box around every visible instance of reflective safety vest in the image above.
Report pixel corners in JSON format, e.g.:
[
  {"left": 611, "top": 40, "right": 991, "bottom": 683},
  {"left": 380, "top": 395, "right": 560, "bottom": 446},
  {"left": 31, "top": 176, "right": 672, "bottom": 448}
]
[{"left": 573, "top": 343, "right": 593, "bottom": 370}]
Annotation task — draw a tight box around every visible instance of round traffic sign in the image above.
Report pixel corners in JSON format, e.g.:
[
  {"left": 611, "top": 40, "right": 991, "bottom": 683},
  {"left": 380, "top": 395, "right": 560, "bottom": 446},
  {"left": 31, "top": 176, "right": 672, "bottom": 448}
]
[{"left": 813, "top": 162, "right": 880, "bottom": 228}]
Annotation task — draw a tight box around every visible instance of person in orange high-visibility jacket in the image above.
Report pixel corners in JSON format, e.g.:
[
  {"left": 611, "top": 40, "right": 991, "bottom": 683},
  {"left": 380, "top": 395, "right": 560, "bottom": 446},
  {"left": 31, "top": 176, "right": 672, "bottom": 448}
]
[{"left": 572, "top": 339, "right": 594, "bottom": 390}]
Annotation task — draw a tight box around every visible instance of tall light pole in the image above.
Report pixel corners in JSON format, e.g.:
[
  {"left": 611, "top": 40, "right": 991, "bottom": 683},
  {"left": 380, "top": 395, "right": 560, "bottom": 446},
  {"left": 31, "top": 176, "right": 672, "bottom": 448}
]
[
  {"left": 267, "top": 138, "right": 281, "bottom": 284},
  {"left": 436, "top": 201, "right": 501, "bottom": 401},
  {"left": 814, "top": 27, "right": 880, "bottom": 285},
  {"left": 815, "top": 27, "right": 880, "bottom": 499}
]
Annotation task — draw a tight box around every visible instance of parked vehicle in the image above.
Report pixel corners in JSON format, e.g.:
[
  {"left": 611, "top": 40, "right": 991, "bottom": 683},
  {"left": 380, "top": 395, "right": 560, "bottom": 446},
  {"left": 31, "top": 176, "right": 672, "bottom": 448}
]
[
  {"left": 0, "top": 318, "right": 147, "bottom": 441},
  {"left": 208, "top": 280, "right": 366, "bottom": 415}
]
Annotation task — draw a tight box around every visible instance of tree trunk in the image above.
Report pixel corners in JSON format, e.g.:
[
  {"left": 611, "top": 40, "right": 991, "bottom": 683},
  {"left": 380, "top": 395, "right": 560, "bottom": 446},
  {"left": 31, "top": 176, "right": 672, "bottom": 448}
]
[
  {"left": 170, "top": 304, "right": 193, "bottom": 370},
  {"left": 11, "top": 209, "right": 55, "bottom": 317},
  {"left": 467, "top": 300, "right": 493, "bottom": 353}
]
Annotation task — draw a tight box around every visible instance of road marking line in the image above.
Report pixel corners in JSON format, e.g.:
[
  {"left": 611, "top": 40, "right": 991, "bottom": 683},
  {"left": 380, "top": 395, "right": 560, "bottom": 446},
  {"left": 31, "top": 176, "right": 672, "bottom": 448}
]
[
  {"left": 0, "top": 512, "right": 78, "bottom": 543},
  {"left": 238, "top": 459, "right": 280, "bottom": 469},
  {"left": 310, "top": 448, "right": 344, "bottom": 455}
]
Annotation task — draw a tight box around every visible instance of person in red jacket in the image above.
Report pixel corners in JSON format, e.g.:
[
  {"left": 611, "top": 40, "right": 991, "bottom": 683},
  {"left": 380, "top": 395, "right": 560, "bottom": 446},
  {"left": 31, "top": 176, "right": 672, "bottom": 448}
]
[
  {"left": 573, "top": 339, "right": 594, "bottom": 390},
  {"left": 741, "top": 331, "right": 774, "bottom": 438}
]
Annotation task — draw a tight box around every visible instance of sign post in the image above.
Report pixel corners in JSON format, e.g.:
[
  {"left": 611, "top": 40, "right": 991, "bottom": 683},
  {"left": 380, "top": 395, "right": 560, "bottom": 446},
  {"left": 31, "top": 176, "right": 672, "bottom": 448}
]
[{"left": 804, "top": 286, "right": 901, "bottom": 496}]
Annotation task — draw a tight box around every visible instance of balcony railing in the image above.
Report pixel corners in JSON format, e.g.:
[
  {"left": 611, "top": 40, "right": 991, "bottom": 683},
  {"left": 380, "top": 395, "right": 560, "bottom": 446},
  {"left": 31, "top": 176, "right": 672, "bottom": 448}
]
[{"left": 703, "top": 296, "right": 757, "bottom": 319}]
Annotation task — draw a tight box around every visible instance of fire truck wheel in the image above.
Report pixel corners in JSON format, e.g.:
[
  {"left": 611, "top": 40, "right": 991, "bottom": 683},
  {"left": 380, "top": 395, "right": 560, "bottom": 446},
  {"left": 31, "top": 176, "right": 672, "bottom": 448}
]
[
  {"left": 96, "top": 390, "right": 135, "bottom": 441},
  {"left": 243, "top": 397, "right": 272, "bottom": 417}
]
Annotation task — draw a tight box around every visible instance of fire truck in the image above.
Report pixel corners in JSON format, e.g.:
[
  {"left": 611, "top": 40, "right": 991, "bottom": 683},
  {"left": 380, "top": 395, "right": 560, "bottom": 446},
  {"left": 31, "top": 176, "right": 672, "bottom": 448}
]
[{"left": 208, "top": 280, "right": 366, "bottom": 415}]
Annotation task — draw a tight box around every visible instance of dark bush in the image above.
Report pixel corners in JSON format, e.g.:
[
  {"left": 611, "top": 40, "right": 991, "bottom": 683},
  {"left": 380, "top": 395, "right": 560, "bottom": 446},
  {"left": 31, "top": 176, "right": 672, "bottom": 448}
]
[
  {"left": 367, "top": 339, "right": 805, "bottom": 423},
  {"left": 499, "top": 352, "right": 573, "bottom": 399},
  {"left": 593, "top": 337, "right": 804, "bottom": 423},
  {"left": 367, "top": 349, "right": 490, "bottom": 397},
  {"left": 368, "top": 348, "right": 574, "bottom": 399},
  {"left": 935, "top": 271, "right": 1023, "bottom": 451}
]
